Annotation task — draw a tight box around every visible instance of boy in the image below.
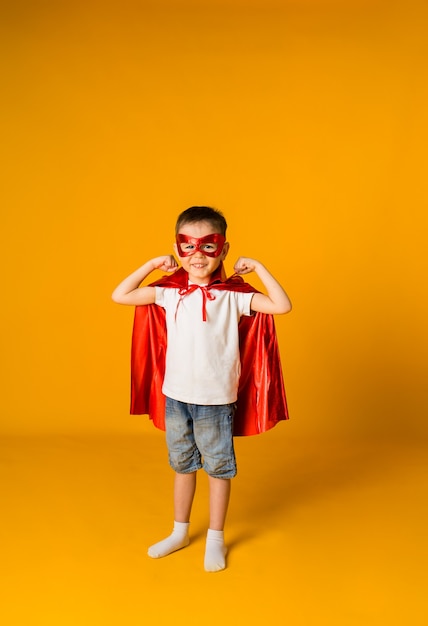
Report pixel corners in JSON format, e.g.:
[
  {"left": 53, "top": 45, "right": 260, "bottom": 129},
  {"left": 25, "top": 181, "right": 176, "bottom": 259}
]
[{"left": 112, "top": 206, "right": 291, "bottom": 572}]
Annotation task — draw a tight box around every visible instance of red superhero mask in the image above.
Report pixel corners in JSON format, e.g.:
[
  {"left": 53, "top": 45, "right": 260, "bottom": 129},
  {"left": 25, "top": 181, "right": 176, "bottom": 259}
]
[{"left": 176, "top": 233, "right": 226, "bottom": 258}]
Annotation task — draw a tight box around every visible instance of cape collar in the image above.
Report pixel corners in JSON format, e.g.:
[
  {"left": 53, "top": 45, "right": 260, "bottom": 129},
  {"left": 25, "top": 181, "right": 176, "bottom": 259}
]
[
  {"left": 150, "top": 263, "right": 256, "bottom": 292},
  {"left": 150, "top": 264, "right": 225, "bottom": 289},
  {"left": 150, "top": 263, "right": 257, "bottom": 321}
]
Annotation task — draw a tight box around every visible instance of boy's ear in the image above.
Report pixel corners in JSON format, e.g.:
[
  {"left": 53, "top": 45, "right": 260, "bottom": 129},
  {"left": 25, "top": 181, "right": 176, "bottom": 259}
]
[
  {"left": 173, "top": 242, "right": 179, "bottom": 257},
  {"left": 221, "top": 242, "right": 230, "bottom": 259}
]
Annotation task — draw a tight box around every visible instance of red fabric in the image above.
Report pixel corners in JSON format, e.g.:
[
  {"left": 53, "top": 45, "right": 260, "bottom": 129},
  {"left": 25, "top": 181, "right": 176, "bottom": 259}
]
[{"left": 130, "top": 265, "right": 289, "bottom": 436}]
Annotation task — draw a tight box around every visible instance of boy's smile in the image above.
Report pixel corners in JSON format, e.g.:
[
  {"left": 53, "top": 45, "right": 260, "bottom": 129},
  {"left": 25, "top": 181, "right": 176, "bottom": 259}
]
[{"left": 174, "top": 221, "right": 229, "bottom": 285}]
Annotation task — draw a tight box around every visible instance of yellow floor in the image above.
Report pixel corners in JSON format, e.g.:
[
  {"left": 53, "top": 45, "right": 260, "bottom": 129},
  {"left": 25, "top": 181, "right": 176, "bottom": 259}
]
[{"left": 1, "top": 425, "right": 427, "bottom": 626}]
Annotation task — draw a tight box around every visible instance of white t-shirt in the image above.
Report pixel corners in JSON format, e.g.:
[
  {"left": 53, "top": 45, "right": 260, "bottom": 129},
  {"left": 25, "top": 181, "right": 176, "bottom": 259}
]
[{"left": 155, "top": 285, "right": 254, "bottom": 405}]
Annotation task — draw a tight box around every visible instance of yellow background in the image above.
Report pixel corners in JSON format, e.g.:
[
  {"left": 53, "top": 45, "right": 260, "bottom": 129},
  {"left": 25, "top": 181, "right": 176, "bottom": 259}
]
[
  {"left": 1, "top": 1, "right": 427, "bottom": 624},
  {"left": 1, "top": 0, "right": 427, "bottom": 440}
]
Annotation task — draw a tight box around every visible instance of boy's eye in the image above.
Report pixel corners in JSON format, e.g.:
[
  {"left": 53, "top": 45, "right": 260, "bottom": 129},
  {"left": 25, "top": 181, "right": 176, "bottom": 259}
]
[{"left": 179, "top": 242, "right": 217, "bottom": 253}]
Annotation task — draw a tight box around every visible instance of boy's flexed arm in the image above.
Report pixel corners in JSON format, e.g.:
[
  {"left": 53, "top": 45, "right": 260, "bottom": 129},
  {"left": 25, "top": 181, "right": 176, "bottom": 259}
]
[
  {"left": 233, "top": 257, "right": 292, "bottom": 315},
  {"left": 112, "top": 255, "right": 178, "bottom": 306}
]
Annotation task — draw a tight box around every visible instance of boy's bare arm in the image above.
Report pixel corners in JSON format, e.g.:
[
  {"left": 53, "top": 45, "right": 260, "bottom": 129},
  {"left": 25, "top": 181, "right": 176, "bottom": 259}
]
[
  {"left": 233, "top": 257, "right": 292, "bottom": 315},
  {"left": 112, "top": 255, "right": 178, "bottom": 306}
]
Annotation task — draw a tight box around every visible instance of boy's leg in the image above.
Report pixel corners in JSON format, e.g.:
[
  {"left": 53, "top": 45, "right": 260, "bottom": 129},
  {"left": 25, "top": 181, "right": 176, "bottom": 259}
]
[
  {"left": 192, "top": 402, "right": 236, "bottom": 572},
  {"left": 205, "top": 476, "right": 230, "bottom": 572},
  {"left": 174, "top": 471, "right": 197, "bottom": 523},
  {"left": 208, "top": 475, "right": 230, "bottom": 530},
  {"left": 147, "top": 471, "right": 196, "bottom": 558}
]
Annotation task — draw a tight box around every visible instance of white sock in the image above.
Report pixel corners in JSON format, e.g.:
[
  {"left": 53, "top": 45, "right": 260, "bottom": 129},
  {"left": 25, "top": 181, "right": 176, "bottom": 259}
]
[
  {"left": 147, "top": 521, "right": 190, "bottom": 558},
  {"left": 204, "top": 529, "right": 227, "bottom": 572}
]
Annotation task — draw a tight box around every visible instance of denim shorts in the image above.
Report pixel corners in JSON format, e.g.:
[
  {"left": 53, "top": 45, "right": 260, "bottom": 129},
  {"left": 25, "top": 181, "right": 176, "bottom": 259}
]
[{"left": 165, "top": 397, "right": 237, "bottom": 479}]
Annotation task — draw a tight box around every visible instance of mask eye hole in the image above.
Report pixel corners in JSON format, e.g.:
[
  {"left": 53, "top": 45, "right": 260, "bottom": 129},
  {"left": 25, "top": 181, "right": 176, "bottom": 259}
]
[{"left": 180, "top": 243, "right": 196, "bottom": 253}]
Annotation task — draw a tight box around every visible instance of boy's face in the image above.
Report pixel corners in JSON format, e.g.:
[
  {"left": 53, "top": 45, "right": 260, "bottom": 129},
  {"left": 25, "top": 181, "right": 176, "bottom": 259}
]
[{"left": 174, "top": 221, "right": 229, "bottom": 284}]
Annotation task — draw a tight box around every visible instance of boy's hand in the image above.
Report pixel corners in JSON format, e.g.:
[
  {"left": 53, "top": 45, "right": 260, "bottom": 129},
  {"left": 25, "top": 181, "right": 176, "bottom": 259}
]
[
  {"left": 152, "top": 255, "right": 179, "bottom": 273},
  {"left": 233, "top": 257, "right": 260, "bottom": 275},
  {"left": 112, "top": 255, "right": 179, "bottom": 306}
]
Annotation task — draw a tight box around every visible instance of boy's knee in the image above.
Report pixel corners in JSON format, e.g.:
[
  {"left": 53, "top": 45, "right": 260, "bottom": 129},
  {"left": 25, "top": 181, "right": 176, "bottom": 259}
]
[
  {"left": 203, "top": 458, "right": 237, "bottom": 479},
  {"left": 168, "top": 454, "right": 202, "bottom": 474}
]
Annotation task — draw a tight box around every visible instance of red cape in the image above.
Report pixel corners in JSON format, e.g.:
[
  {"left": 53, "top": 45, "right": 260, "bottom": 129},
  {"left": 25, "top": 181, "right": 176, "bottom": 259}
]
[{"left": 130, "top": 265, "right": 289, "bottom": 436}]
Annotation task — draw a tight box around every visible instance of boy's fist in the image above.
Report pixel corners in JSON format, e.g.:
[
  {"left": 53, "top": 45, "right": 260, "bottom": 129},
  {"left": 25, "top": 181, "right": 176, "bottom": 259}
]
[{"left": 153, "top": 255, "right": 179, "bottom": 272}]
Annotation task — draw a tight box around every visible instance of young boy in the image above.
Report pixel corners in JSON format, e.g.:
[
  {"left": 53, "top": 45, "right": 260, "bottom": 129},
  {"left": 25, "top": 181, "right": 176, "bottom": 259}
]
[{"left": 112, "top": 206, "right": 291, "bottom": 572}]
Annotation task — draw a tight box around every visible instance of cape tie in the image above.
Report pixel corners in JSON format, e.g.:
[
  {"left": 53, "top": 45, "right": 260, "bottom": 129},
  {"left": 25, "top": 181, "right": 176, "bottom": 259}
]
[{"left": 176, "top": 284, "right": 216, "bottom": 321}]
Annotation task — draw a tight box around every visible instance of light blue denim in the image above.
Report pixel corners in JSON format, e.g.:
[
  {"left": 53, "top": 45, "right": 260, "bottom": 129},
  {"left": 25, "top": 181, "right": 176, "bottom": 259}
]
[{"left": 165, "top": 397, "right": 237, "bottom": 478}]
